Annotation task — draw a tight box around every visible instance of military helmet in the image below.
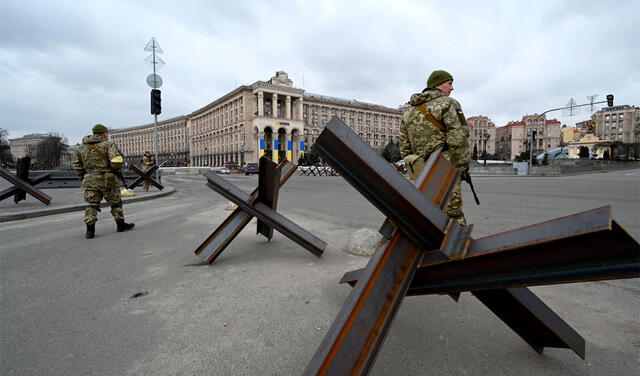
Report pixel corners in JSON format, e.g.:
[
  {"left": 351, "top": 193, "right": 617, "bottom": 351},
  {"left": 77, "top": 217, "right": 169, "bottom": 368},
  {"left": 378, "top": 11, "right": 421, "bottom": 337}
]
[{"left": 92, "top": 124, "right": 108, "bottom": 134}]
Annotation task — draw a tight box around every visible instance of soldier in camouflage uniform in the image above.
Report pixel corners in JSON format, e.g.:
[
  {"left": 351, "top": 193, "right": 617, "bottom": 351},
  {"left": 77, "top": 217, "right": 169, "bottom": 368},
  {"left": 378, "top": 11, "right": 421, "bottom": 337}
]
[
  {"left": 399, "top": 70, "right": 470, "bottom": 225},
  {"left": 142, "top": 151, "right": 153, "bottom": 191},
  {"left": 73, "top": 124, "right": 135, "bottom": 238}
]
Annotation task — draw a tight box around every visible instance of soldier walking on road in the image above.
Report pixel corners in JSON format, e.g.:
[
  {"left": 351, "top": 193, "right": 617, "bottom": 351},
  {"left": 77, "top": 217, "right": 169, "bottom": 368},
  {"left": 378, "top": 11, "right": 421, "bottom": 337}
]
[
  {"left": 399, "top": 70, "right": 470, "bottom": 226},
  {"left": 73, "top": 124, "right": 135, "bottom": 238},
  {"left": 142, "top": 151, "right": 153, "bottom": 191}
]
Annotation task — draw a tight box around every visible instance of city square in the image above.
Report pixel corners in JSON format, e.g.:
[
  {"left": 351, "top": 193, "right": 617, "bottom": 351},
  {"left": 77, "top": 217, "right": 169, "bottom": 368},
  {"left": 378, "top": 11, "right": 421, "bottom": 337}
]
[
  {"left": 2, "top": 2, "right": 639, "bottom": 375},
  {"left": 1, "top": 169, "right": 638, "bottom": 375}
]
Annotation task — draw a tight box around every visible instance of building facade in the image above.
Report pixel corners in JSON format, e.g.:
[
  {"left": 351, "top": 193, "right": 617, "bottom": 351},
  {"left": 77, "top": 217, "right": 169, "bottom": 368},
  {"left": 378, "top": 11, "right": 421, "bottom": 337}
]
[
  {"left": 495, "top": 114, "right": 562, "bottom": 161},
  {"left": 110, "top": 71, "right": 402, "bottom": 167},
  {"left": 495, "top": 121, "right": 526, "bottom": 161},
  {"left": 592, "top": 105, "right": 640, "bottom": 144},
  {"left": 8, "top": 133, "right": 49, "bottom": 160},
  {"left": 109, "top": 116, "right": 189, "bottom": 167},
  {"left": 467, "top": 115, "right": 496, "bottom": 158}
]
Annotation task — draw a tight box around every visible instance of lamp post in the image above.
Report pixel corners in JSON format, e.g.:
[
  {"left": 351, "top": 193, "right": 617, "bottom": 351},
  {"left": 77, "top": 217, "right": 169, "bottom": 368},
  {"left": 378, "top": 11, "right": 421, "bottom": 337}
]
[
  {"left": 240, "top": 123, "right": 246, "bottom": 166},
  {"left": 482, "top": 131, "right": 490, "bottom": 165},
  {"left": 528, "top": 129, "right": 537, "bottom": 175}
]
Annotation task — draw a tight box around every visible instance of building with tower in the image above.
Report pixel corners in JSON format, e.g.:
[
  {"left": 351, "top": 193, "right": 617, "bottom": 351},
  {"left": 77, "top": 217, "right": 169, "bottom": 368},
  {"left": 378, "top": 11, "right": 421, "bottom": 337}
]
[{"left": 109, "top": 71, "right": 403, "bottom": 167}]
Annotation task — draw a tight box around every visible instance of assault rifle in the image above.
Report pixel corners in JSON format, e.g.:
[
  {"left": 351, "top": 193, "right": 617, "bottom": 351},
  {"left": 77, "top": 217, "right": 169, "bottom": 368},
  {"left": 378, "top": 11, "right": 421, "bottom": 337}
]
[
  {"left": 113, "top": 168, "right": 129, "bottom": 190},
  {"left": 462, "top": 170, "right": 480, "bottom": 205}
]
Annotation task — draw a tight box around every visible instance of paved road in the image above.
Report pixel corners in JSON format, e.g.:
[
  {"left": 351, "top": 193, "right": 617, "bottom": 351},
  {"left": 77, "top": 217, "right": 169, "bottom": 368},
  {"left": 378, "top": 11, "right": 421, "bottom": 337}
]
[{"left": 1, "top": 169, "right": 639, "bottom": 375}]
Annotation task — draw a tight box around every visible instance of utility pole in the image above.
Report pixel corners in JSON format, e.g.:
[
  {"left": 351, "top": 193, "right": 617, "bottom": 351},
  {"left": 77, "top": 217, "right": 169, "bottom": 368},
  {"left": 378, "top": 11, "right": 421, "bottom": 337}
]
[{"left": 145, "top": 37, "right": 165, "bottom": 183}]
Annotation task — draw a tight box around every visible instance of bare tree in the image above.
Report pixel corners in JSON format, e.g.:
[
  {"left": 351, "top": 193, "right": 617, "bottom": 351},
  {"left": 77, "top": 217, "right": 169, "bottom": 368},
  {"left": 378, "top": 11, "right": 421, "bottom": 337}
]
[{"left": 33, "top": 133, "right": 68, "bottom": 169}]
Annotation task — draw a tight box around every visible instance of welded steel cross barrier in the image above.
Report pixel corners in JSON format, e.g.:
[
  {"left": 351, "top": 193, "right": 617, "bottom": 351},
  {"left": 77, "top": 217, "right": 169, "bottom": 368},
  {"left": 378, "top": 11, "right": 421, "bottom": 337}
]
[
  {"left": 303, "top": 117, "right": 639, "bottom": 376},
  {"left": 128, "top": 161, "right": 166, "bottom": 190},
  {"left": 0, "top": 158, "right": 52, "bottom": 205},
  {"left": 195, "top": 156, "right": 326, "bottom": 264}
]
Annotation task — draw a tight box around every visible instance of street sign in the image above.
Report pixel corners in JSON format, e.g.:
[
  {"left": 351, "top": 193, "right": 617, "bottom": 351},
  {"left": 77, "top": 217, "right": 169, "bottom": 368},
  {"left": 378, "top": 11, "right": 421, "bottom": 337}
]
[{"left": 146, "top": 74, "right": 163, "bottom": 89}]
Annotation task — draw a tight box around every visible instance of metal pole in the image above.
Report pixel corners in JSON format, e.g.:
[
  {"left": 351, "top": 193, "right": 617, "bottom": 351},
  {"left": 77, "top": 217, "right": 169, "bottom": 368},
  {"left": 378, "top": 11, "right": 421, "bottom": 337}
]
[
  {"left": 154, "top": 114, "right": 160, "bottom": 182},
  {"left": 152, "top": 40, "right": 160, "bottom": 183},
  {"left": 528, "top": 130, "right": 534, "bottom": 175}
]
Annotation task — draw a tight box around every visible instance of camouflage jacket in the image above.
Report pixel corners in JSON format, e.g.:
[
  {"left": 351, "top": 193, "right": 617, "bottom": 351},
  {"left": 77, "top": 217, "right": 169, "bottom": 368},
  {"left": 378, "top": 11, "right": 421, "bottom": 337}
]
[
  {"left": 72, "top": 135, "right": 123, "bottom": 190},
  {"left": 399, "top": 89, "right": 470, "bottom": 175},
  {"left": 142, "top": 155, "right": 153, "bottom": 167}
]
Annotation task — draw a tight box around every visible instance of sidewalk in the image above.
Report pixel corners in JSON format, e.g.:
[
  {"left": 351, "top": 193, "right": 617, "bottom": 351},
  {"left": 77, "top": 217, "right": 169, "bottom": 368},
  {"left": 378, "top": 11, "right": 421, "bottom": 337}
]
[{"left": 0, "top": 185, "right": 175, "bottom": 222}]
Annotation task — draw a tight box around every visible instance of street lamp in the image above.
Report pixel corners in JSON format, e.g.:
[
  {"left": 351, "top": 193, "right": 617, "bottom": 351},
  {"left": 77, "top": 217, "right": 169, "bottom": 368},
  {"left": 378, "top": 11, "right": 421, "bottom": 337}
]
[
  {"left": 239, "top": 123, "right": 246, "bottom": 166},
  {"left": 481, "top": 131, "right": 490, "bottom": 165},
  {"left": 528, "top": 129, "right": 537, "bottom": 175}
]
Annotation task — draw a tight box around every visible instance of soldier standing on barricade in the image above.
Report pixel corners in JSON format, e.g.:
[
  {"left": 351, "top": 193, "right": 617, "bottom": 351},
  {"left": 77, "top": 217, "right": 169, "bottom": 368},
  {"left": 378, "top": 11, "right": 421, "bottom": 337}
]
[
  {"left": 142, "top": 151, "right": 153, "bottom": 191},
  {"left": 399, "top": 70, "right": 470, "bottom": 226},
  {"left": 73, "top": 124, "right": 135, "bottom": 238}
]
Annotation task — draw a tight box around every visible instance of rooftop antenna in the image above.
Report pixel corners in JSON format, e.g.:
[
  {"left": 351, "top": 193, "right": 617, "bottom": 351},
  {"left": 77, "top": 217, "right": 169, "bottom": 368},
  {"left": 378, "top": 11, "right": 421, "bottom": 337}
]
[{"left": 561, "top": 98, "right": 580, "bottom": 117}]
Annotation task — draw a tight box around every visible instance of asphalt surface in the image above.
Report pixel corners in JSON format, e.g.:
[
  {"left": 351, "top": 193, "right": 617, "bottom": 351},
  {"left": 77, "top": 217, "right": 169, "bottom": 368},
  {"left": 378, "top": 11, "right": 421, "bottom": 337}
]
[{"left": 1, "top": 169, "right": 639, "bottom": 375}]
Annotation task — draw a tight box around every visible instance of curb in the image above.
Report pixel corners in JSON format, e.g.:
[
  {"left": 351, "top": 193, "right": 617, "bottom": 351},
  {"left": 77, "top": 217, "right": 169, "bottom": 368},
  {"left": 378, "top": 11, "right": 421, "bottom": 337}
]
[
  {"left": 0, "top": 186, "right": 176, "bottom": 223},
  {"left": 471, "top": 166, "right": 639, "bottom": 178}
]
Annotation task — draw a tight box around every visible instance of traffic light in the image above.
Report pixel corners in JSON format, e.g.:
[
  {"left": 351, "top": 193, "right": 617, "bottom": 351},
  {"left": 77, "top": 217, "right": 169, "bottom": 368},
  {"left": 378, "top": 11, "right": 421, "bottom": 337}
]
[
  {"left": 606, "top": 94, "right": 614, "bottom": 107},
  {"left": 151, "top": 89, "right": 161, "bottom": 115}
]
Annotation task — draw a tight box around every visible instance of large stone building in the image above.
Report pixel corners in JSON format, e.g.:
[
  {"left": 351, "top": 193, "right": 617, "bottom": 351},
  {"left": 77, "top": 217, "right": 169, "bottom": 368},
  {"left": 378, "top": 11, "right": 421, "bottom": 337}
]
[
  {"left": 467, "top": 115, "right": 496, "bottom": 158},
  {"left": 592, "top": 105, "right": 640, "bottom": 144},
  {"left": 110, "top": 71, "right": 403, "bottom": 167},
  {"left": 109, "top": 116, "right": 189, "bottom": 166},
  {"left": 495, "top": 114, "right": 562, "bottom": 160},
  {"left": 495, "top": 121, "right": 526, "bottom": 161},
  {"left": 8, "top": 133, "right": 75, "bottom": 167},
  {"left": 8, "top": 133, "right": 49, "bottom": 160}
]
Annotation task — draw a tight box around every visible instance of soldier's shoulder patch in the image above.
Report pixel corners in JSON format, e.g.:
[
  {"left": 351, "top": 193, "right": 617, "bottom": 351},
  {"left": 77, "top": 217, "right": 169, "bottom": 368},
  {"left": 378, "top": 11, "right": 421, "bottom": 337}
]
[{"left": 456, "top": 109, "right": 464, "bottom": 116}]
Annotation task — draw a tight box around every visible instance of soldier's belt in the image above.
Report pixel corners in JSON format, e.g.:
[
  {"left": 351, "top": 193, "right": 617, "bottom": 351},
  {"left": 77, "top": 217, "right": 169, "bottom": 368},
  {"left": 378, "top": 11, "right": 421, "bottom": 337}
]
[{"left": 87, "top": 171, "right": 111, "bottom": 175}]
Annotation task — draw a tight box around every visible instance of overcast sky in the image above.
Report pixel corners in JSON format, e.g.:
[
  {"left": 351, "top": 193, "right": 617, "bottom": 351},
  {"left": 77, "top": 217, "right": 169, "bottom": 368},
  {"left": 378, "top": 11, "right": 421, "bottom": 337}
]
[{"left": 1, "top": 0, "right": 638, "bottom": 145}]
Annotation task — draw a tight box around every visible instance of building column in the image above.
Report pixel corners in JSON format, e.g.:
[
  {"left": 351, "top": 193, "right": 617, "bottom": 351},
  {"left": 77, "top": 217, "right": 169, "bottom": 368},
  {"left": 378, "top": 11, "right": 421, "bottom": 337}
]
[
  {"left": 257, "top": 92, "right": 264, "bottom": 117},
  {"left": 285, "top": 95, "right": 291, "bottom": 119},
  {"left": 272, "top": 93, "right": 278, "bottom": 118},
  {"left": 297, "top": 97, "right": 304, "bottom": 121}
]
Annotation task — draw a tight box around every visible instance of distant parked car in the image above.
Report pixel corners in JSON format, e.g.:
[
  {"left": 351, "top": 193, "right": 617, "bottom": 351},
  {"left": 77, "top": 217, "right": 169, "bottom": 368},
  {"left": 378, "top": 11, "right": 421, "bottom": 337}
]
[
  {"left": 244, "top": 163, "right": 259, "bottom": 175},
  {"left": 218, "top": 167, "right": 230, "bottom": 174}
]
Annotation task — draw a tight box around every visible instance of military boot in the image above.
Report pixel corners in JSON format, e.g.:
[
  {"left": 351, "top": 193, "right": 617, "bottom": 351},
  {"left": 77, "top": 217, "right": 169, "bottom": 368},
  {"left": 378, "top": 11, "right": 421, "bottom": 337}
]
[
  {"left": 85, "top": 224, "right": 95, "bottom": 239},
  {"left": 116, "top": 219, "right": 135, "bottom": 232}
]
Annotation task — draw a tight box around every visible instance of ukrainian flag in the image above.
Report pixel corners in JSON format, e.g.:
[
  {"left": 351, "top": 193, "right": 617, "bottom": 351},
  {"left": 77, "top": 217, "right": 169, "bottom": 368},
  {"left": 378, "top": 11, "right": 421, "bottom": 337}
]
[
  {"left": 286, "top": 140, "right": 292, "bottom": 161},
  {"left": 259, "top": 139, "right": 265, "bottom": 158},
  {"left": 273, "top": 140, "right": 279, "bottom": 163}
]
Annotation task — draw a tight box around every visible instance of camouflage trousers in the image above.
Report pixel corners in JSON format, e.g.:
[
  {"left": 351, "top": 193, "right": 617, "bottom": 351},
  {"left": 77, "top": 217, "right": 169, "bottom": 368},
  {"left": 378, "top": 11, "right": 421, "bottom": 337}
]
[
  {"left": 443, "top": 176, "right": 466, "bottom": 226},
  {"left": 83, "top": 189, "right": 125, "bottom": 225}
]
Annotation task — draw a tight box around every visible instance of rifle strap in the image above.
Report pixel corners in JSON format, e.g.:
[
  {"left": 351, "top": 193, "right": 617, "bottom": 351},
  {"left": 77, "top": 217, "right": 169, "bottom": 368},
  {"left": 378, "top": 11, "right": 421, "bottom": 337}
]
[
  {"left": 416, "top": 104, "right": 445, "bottom": 132},
  {"left": 89, "top": 144, "right": 110, "bottom": 166}
]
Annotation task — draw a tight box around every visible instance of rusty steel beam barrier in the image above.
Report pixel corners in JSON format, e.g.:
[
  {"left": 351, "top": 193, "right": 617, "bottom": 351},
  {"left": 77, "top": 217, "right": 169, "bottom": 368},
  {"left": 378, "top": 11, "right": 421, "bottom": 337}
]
[
  {"left": 312, "top": 117, "right": 452, "bottom": 251},
  {"left": 202, "top": 157, "right": 326, "bottom": 260},
  {"left": 304, "top": 122, "right": 462, "bottom": 375},
  {"left": 0, "top": 167, "right": 52, "bottom": 205},
  {"left": 340, "top": 206, "right": 640, "bottom": 295},
  {"left": 303, "top": 117, "right": 636, "bottom": 374},
  {"left": 194, "top": 158, "right": 297, "bottom": 264},
  {"left": 128, "top": 161, "right": 166, "bottom": 190}
]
